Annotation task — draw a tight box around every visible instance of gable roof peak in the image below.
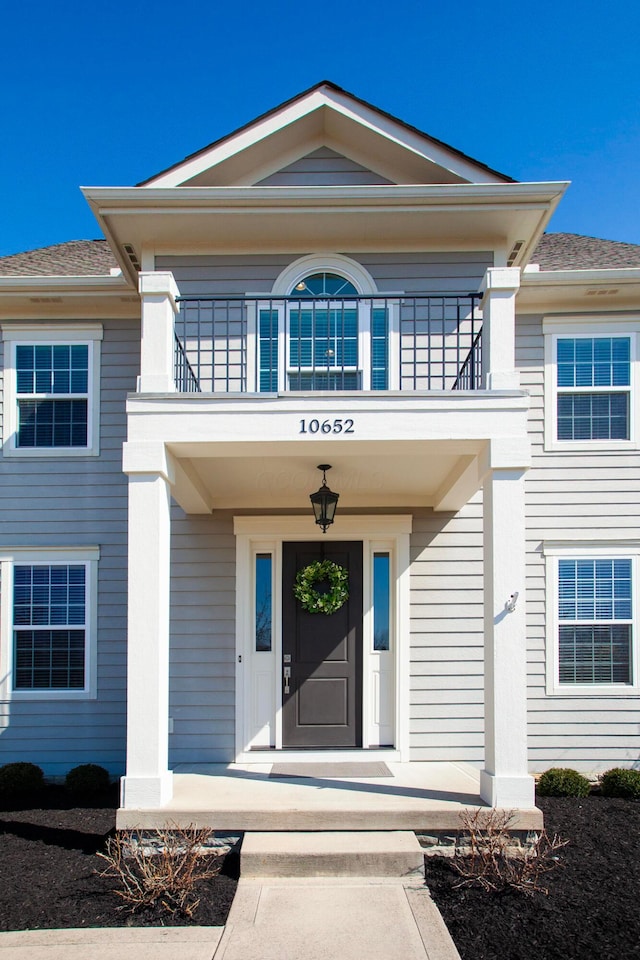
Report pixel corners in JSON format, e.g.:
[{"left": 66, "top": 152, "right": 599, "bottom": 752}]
[{"left": 139, "top": 81, "right": 514, "bottom": 188}]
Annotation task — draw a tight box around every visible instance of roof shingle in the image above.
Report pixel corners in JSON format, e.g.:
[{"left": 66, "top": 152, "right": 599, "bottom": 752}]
[
  {"left": 1, "top": 233, "right": 640, "bottom": 278},
  {"left": 532, "top": 232, "right": 640, "bottom": 270},
  {"left": 0, "top": 240, "right": 118, "bottom": 277}
]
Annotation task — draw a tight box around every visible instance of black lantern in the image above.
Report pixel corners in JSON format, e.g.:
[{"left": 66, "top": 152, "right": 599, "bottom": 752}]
[{"left": 310, "top": 464, "right": 339, "bottom": 533}]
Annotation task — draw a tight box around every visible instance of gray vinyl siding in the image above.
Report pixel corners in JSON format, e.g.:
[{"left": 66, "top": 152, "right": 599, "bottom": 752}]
[
  {"left": 0, "top": 318, "right": 138, "bottom": 776},
  {"left": 517, "top": 313, "right": 640, "bottom": 774},
  {"left": 409, "top": 501, "right": 484, "bottom": 762},
  {"left": 169, "top": 511, "right": 236, "bottom": 764},
  {"left": 256, "top": 147, "right": 393, "bottom": 186},
  {"left": 156, "top": 251, "right": 493, "bottom": 296}
]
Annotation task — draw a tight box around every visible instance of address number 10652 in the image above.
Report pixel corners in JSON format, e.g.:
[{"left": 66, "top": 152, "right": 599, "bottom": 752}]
[{"left": 299, "top": 418, "right": 355, "bottom": 434}]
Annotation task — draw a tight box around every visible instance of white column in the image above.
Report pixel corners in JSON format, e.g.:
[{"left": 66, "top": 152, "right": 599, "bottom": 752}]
[
  {"left": 121, "top": 459, "right": 173, "bottom": 808},
  {"left": 479, "top": 267, "right": 520, "bottom": 390},
  {"left": 480, "top": 453, "right": 535, "bottom": 808},
  {"left": 138, "top": 272, "right": 180, "bottom": 393}
]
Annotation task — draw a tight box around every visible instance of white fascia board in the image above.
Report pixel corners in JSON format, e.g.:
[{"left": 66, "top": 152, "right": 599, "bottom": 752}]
[
  {"left": 83, "top": 182, "right": 568, "bottom": 209},
  {"left": 320, "top": 87, "right": 505, "bottom": 183},
  {"left": 142, "top": 90, "right": 334, "bottom": 187},
  {"left": 522, "top": 267, "right": 640, "bottom": 285},
  {"left": 0, "top": 275, "right": 131, "bottom": 293}
]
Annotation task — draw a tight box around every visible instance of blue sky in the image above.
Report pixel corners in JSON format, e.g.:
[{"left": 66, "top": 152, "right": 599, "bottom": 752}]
[{"left": 2, "top": 0, "right": 639, "bottom": 257}]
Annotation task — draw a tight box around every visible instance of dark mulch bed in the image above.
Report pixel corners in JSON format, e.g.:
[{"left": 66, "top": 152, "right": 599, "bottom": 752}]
[
  {"left": 0, "top": 785, "right": 237, "bottom": 930},
  {"left": 426, "top": 794, "right": 640, "bottom": 960}
]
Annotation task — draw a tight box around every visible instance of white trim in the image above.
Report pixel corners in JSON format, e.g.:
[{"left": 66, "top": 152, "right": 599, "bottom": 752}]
[
  {"left": 0, "top": 548, "right": 100, "bottom": 701},
  {"left": 1, "top": 325, "right": 103, "bottom": 457},
  {"left": 543, "top": 321, "right": 639, "bottom": 452},
  {"left": 544, "top": 542, "right": 640, "bottom": 697},
  {"left": 271, "top": 255, "right": 379, "bottom": 296},
  {"left": 234, "top": 515, "right": 412, "bottom": 761}
]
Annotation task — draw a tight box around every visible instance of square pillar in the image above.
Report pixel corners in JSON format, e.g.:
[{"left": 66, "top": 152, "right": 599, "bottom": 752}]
[
  {"left": 481, "top": 462, "right": 535, "bottom": 808},
  {"left": 479, "top": 267, "right": 520, "bottom": 390},
  {"left": 138, "top": 272, "right": 180, "bottom": 393},
  {"left": 121, "top": 466, "right": 173, "bottom": 808}
]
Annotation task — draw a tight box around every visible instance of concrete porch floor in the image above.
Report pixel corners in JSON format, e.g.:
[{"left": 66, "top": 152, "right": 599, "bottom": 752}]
[{"left": 117, "top": 762, "right": 543, "bottom": 832}]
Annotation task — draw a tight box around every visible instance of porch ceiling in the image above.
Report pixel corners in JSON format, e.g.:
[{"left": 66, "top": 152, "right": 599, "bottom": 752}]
[{"left": 168, "top": 440, "right": 484, "bottom": 512}]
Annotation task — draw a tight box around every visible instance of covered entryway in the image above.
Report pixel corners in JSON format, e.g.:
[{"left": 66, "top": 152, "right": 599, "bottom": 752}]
[{"left": 282, "top": 541, "right": 363, "bottom": 748}]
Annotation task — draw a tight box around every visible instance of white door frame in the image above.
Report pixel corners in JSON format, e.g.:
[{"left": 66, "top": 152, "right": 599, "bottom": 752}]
[{"left": 233, "top": 515, "right": 412, "bottom": 763}]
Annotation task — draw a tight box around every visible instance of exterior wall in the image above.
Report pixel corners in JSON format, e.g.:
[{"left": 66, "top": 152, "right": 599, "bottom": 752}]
[
  {"left": 169, "top": 510, "right": 236, "bottom": 764},
  {"left": 517, "top": 312, "right": 640, "bottom": 773},
  {"left": 0, "top": 317, "right": 139, "bottom": 776},
  {"left": 155, "top": 251, "right": 494, "bottom": 296},
  {"left": 256, "top": 147, "right": 393, "bottom": 186},
  {"left": 409, "top": 501, "right": 484, "bottom": 763}
]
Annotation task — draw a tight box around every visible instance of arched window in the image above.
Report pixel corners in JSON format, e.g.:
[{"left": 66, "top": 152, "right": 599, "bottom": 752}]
[
  {"left": 255, "top": 256, "right": 393, "bottom": 393},
  {"left": 291, "top": 273, "right": 358, "bottom": 298}
]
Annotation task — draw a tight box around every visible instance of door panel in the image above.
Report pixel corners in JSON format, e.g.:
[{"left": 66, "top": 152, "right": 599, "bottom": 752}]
[{"left": 282, "top": 541, "right": 362, "bottom": 747}]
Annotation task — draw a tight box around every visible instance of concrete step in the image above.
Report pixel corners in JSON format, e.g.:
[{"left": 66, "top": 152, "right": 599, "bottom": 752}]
[{"left": 240, "top": 830, "right": 425, "bottom": 878}]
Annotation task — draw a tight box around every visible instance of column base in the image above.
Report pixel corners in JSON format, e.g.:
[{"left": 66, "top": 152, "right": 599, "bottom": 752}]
[
  {"left": 120, "top": 771, "right": 173, "bottom": 809},
  {"left": 480, "top": 770, "right": 536, "bottom": 808}
]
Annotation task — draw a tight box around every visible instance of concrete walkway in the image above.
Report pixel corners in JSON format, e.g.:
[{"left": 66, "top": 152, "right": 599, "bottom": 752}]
[{"left": 0, "top": 879, "right": 461, "bottom": 960}]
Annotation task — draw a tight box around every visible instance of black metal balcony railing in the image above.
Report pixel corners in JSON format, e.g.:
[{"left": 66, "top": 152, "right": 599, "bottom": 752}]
[{"left": 173, "top": 294, "right": 482, "bottom": 394}]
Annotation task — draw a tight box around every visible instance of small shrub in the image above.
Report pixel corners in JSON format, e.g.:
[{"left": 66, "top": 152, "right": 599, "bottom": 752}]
[
  {"left": 451, "top": 808, "right": 568, "bottom": 896},
  {"left": 65, "top": 763, "right": 111, "bottom": 801},
  {"left": 0, "top": 762, "right": 45, "bottom": 805},
  {"left": 96, "top": 826, "right": 221, "bottom": 918},
  {"left": 599, "top": 767, "right": 640, "bottom": 799},
  {"left": 537, "top": 767, "right": 591, "bottom": 798}
]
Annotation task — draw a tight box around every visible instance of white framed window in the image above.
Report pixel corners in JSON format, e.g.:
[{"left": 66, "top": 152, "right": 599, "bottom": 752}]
[
  {"left": 246, "top": 255, "right": 401, "bottom": 393},
  {"left": 544, "top": 542, "right": 640, "bottom": 696},
  {"left": 1, "top": 324, "right": 102, "bottom": 456},
  {"left": 543, "top": 317, "right": 639, "bottom": 451},
  {"left": 0, "top": 547, "right": 99, "bottom": 700}
]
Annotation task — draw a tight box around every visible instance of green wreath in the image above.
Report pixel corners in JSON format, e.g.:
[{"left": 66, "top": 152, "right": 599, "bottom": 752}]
[{"left": 293, "top": 560, "right": 349, "bottom": 615}]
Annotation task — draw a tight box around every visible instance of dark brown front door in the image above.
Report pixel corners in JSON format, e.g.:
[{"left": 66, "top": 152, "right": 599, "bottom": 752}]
[{"left": 282, "top": 541, "right": 363, "bottom": 748}]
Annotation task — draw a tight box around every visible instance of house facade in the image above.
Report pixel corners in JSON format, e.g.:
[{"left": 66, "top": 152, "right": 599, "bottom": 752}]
[{"left": 1, "top": 83, "right": 639, "bottom": 812}]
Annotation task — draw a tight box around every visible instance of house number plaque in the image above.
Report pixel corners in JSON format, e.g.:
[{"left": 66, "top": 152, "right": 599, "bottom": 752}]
[{"left": 299, "top": 418, "right": 355, "bottom": 434}]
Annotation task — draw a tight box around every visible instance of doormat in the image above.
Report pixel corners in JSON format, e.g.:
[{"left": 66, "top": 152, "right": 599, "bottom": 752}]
[{"left": 269, "top": 762, "right": 392, "bottom": 779}]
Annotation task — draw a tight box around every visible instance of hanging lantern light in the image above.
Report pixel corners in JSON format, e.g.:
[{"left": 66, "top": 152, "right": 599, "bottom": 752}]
[{"left": 309, "top": 464, "right": 339, "bottom": 533}]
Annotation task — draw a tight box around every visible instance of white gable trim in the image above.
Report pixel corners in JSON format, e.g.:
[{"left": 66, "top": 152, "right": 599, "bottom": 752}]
[{"left": 144, "top": 85, "right": 508, "bottom": 188}]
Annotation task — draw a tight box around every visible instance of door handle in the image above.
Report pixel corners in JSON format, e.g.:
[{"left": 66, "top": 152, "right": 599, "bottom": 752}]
[{"left": 283, "top": 665, "right": 291, "bottom": 695}]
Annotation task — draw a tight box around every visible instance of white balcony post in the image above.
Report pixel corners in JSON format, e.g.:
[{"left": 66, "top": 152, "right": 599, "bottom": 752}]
[
  {"left": 479, "top": 267, "right": 520, "bottom": 390},
  {"left": 138, "top": 272, "right": 180, "bottom": 392},
  {"left": 121, "top": 444, "right": 174, "bottom": 808},
  {"left": 480, "top": 442, "right": 535, "bottom": 808}
]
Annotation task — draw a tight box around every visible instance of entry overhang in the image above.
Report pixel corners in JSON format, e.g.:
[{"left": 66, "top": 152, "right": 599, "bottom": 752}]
[{"left": 124, "top": 392, "right": 531, "bottom": 514}]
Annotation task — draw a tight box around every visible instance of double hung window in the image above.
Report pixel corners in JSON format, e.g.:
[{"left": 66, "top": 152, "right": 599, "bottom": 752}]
[
  {"left": 556, "top": 337, "right": 630, "bottom": 441},
  {"left": 544, "top": 321, "right": 637, "bottom": 450},
  {"left": 0, "top": 549, "right": 98, "bottom": 700},
  {"left": 2, "top": 325, "right": 102, "bottom": 455},
  {"left": 545, "top": 545, "right": 638, "bottom": 693}
]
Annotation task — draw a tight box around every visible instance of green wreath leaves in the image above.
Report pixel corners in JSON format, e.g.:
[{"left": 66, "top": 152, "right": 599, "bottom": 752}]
[{"left": 293, "top": 560, "right": 349, "bottom": 615}]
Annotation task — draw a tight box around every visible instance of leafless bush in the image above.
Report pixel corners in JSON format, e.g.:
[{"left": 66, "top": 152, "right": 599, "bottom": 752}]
[
  {"left": 96, "top": 826, "right": 222, "bottom": 917},
  {"left": 451, "top": 808, "right": 568, "bottom": 896}
]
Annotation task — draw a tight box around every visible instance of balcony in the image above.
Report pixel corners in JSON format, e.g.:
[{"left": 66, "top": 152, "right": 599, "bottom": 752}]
[{"left": 173, "top": 293, "right": 482, "bottom": 395}]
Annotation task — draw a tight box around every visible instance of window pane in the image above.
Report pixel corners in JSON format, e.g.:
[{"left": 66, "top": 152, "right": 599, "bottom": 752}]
[
  {"left": 14, "top": 629, "right": 85, "bottom": 689},
  {"left": 557, "top": 392, "right": 628, "bottom": 441},
  {"left": 559, "top": 338, "right": 630, "bottom": 388},
  {"left": 17, "top": 399, "right": 88, "bottom": 447},
  {"left": 559, "top": 625, "right": 631, "bottom": 684},
  {"left": 255, "top": 554, "right": 272, "bottom": 651},
  {"left": 373, "top": 553, "right": 390, "bottom": 651}
]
